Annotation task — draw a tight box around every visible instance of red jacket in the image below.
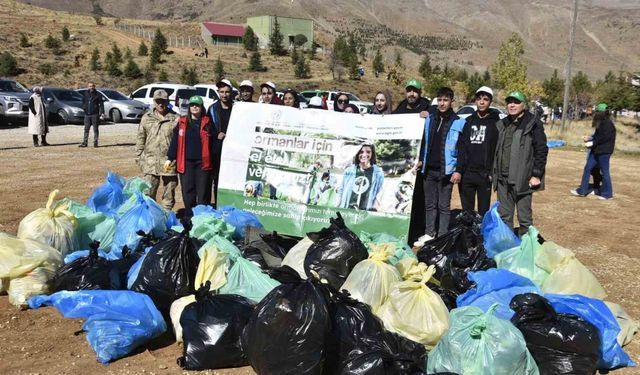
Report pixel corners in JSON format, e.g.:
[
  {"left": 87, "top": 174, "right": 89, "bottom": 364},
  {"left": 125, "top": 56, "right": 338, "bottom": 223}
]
[{"left": 176, "top": 115, "right": 213, "bottom": 173}]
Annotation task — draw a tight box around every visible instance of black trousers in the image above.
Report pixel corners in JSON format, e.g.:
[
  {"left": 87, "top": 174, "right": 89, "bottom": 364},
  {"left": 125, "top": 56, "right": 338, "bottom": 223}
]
[
  {"left": 424, "top": 169, "right": 453, "bottom": 237},
  {"left": 212, "top": 150, "right": 221, "bottom": 208},
  {"left": 458, "top": 171, "right": 492, "bottom": 217},
  {"left": 179, "top": 160, "right": 213, "bottom": 218}
]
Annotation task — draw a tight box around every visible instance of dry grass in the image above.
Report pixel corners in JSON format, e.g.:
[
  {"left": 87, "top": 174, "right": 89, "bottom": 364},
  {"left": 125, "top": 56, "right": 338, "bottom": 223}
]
[{"left": 545, "top": 117, "right": 640, "bottom": 154}]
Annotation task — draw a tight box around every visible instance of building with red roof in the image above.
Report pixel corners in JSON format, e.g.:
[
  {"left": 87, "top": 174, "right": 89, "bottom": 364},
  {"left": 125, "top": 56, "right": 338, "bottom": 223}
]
[{"left": 200, "top": 22, "right": 246, "bottom": 46}]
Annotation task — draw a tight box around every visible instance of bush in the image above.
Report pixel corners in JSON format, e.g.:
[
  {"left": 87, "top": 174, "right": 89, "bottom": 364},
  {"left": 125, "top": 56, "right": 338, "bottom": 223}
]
[
  {"left": 293, "top": 34, "right": 308, "bottom": 47},
  {"left": 20, "top": 33, "right": 30, "bottom": 48},
  {"left": 158, "top": 69, "right": 168, "bottom": 81},
  {"left": 181, "top": 66, "right": 199, "bottom": 86},
  {"left": 294, "top": 54, "right": 310, "bottom": 79},
  {"left": 111, "top": 43, "right": 123, "bottom": 64},
  {"left": 138, "top": 41, "right": 148, "bottom": 56},
  {"left": 123, "top": 58, "right": 141, "bottom": 79},
  {"left": 44, "top": 34, "right": 61, "bottom": 49},
  {"left": 61, "top": 27, "right": 70, "bottom": 42},
  {"left": 0, "top": 52, "right": 18, "bottom": 76},
  {"left": 248, "top": 51, "right": 266, "bottom": 72},
  {"left": 38, "top": 63, "right": 54, "bottom": 76},
  {"left": 94, "top": 16, "right": 104, "bottom": 26},
  {"left": 90, "top": 48, "right": 101, "bottom": 71}
]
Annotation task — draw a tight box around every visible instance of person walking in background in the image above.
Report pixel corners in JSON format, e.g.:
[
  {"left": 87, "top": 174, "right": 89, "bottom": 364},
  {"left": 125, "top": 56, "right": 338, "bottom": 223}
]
[
  {"left": 492, "top": 91, "right": 548, "bottom": 236},
  {"left": 28, "top": 86, "right": 49, "bottom": 147},
  {"left": 166, "top": 95, "right": 215, "bottom": 219},
  {"left": 237, "top": 80, "right": 255, "bottom": 102},
  {"left": 282, "top": 89, "right": 300, "bottom": 108},
  {"left": 79, "top": 82, "right": 104, "bottom": 148},
  {"left": 454, "top": 86, "right": 500, "bottom": 216},
  {"left": 571, "top": 103, "right": 616, "bottom": 200},
  {"left": 372, "top": 90, "right": 393, "bottom": 115},
  {"left": 207, "top": 79, "right": 234, "bottom": 207},
  {"left": 136, "top": 89, "right": 179, "bottom": 210}
]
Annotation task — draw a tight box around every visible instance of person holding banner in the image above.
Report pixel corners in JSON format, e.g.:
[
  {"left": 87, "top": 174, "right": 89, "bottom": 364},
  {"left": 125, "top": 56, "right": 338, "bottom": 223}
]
[
  {"left": 260, "top": 81, "right": 282, "bottom": 105},
  {"left": 338, "top": 144, "right": 384, "bottom": 211},
  {"left": 166, "top": 95, "right": 215, "bottom": 219}
]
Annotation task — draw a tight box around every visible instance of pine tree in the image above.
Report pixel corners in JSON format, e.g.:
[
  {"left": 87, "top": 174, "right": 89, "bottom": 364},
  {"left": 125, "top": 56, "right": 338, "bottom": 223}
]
[
  {"left": 372, "top": 49, "right": 385, "bottom": 77},
  {"left": 143, "top": 64, "right": 155, "bottom": 83},
  {"left": 104, "top": 52, "right": 122, "bottom": 76},
  {"left": 111, "top": 43, "right": 123, "bottom": 64},
  {"left": 309, "top": 42, "right": 317, "bottom": 60},
  {"left": 0, "top": 52, "right": 18, "bottom": 76},
  {"left": 123, "top": 57, "right": 141, "bottom": 78},
  {"left": 269, "top": 16, "right": 286, "bottom": 56},
  {"left": 291, "top": 47, "right": 299, "bottom": 65},
  {"left": 89, "top": 47, "right": 101, "bottom": 71},
  {"left": 158, "top": 69, "right": 168, "bottom": 81},
  {"left": 20, "top": 33, "right": 30, "bottom": 48},
  {"left": 61, "top": 26, "right": 70, "bottom": 42},
  {"left": 150, "top": 29, "right": 167, "bottom": 65},
  {"left": 138, "top": 41, "right": 148, "bottom": 56},
  {"left": 249, "top": 51, "right": 266, "bottom": 72},
  {"left": 44, "top": 34, "right": 61, "bottom": 49},
  {"left": 418, "top": 54, "right": 432, "bottom": 81},
  {"left": 294, "top": 53, "right": 310, "bottom": 78},
  {"left": 491, "top": 32, "right": 527, "bottom": 92},
  {"left": 482, "top": 69, "right": 491, "bottom": 84},
  {"left": 214, "top": 57, "right": 225, "bottom": 82},
  {"left": 242, "top": 25, "right": 258, "bottom": 51},
  {"left": 124, "top": 47, "right": 133, "bottom": 60},
  {"left": 181, "top": 66, "right": 199, "bottom": 85},
  {"left": 348, "top": 55, "right": 360, "bottom": 80},
  {"left": 394, "top": 50, "right": 404, "bottom": 69}
]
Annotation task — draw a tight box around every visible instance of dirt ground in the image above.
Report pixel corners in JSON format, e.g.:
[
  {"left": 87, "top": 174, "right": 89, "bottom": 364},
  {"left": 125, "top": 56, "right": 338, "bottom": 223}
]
[{"left": 0, "top": 122, "right": 639, "bottom": 374}]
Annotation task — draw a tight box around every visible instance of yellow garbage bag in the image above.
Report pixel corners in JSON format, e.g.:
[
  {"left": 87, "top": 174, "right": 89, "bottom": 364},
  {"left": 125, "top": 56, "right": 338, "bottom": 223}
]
[
  {"left": 8, "top": 267, "right": 57, "bottom": 307},
  {"left": 281, "top": 237, "right": 314, "bottom": 279},
  {"left": 170, "top": 294, "right": 196, "bottom": 343},
  {"left": 538, "top": 241, "right": 607, "bottom": 300},
  {"left": 194, "top": 236, "right": 236, "bottom": 291},
  {"left": 17, "top": 190, "right": 78, "bottom": 255},
  {"left": 605, "top": 301, "right": 638, "bottom": 347},
  {"left": 341, "top": 243, "right": 402, "bottom": 314},
  {"left": 378, "top": 263, "right": 450, "bottom": 349}
]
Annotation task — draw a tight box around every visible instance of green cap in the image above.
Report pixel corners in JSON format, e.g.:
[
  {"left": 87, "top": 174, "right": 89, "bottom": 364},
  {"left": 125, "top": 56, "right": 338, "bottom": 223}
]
[
  {"left": 505, "top": 91, "right": 527, "bottom": 103},
  {"left": 595, "top": 103, "right": 608, "bottom": 112},
  {"left": 405, "top": 79, "right": 423, "bottom": 90},
  {"left": 188, "top": 95, "right": 204, "bottom": 106}
]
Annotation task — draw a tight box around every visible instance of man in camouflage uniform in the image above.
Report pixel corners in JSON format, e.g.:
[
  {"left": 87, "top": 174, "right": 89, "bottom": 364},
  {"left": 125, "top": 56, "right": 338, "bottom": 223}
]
[{"left": 135, "top": 89, "right": 179, "bottom": 210}]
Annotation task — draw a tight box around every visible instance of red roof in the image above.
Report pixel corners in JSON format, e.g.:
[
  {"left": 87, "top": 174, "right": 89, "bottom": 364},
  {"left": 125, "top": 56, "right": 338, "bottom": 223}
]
[{"left": 202, "top": 22, "right": 245, "bottom": 37}]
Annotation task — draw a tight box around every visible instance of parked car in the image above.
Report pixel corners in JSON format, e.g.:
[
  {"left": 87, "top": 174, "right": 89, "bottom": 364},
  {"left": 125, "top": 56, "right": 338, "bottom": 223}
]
[
  {"left": 129, "top": 83, "right": 195, "bottom": 108},
  {"left": 456, "top": 104, "right": 507, "bottom": 120},
  {"left": 276, "top": 91, "right": 309, "bottom": 109},
  {"left": 175, "top": 88, "right": 198, "bottom": 116},
  {"left": 42, "top": 88, "right": 85, "bottom": 124},
  {"left": 300, "top": 90, "right": 373, "bottom": 113},
  {"left": 76, "top": 88, "right": 146, "bottom": 123},
  {"left": 0, "top": 78, "right": 31, "bottom": 126},
  {"left": 194, "top": 83, "right": 238, "bottom": 110}
]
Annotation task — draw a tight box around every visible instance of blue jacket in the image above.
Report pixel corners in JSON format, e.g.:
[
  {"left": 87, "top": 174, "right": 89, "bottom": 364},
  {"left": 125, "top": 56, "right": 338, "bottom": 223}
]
[
  {"left": 339, "top": 164, "right": 384, "bottom": 210},
  {"left": 421, "top": 113, "right": 466, "bottom": 175}
]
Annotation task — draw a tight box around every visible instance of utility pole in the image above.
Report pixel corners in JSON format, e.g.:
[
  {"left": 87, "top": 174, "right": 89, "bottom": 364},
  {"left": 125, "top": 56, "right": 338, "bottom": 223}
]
[{"left": 561, "top": 0, "right": 579, "bottom": 132}]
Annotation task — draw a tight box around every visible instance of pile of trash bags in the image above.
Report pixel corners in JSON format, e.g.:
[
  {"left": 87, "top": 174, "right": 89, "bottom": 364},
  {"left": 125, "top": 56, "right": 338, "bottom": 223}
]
[{"left": 0, "top": 171, "right": 637, "bottom": 373}]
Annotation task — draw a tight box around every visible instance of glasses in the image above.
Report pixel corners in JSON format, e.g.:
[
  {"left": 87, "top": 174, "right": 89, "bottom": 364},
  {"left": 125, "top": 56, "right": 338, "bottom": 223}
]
[
  {"left": 189, "top": 103, "right": 200, "bottom": 107},
  {"left": 261, "top": 91, "right": 271, "bottom": 95},
  {"left": 506, "top": 99, "right": 522, "bottom": 104},
  {"left": 337, "top": 99, "right": 349, "bottom": 104}
]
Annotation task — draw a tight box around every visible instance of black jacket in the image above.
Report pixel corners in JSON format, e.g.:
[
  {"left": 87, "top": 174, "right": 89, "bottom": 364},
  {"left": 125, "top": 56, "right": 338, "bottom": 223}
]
[
  {"left": 393, "top": 97, "right": 432, "bottom": 114},
  {"left": 456, "top": 111, "right": 500, "bottom": 175},
  {"left": 591, "top": 118, "right": 616, "bottom": 155},
  {"left": 82, "top": 90, "right": 104, "bottom": 116}
]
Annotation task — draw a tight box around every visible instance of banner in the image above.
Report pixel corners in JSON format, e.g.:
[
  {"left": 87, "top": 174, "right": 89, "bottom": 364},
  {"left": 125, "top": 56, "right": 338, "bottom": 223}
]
[{"left": 218, "top": 102, "right": 424, "bottom": 238}]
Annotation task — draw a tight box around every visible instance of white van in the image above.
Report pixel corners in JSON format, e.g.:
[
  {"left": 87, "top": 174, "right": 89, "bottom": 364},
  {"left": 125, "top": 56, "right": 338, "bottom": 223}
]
[{"left": 129, "top": 83, "right": 195, "bottom": 109}]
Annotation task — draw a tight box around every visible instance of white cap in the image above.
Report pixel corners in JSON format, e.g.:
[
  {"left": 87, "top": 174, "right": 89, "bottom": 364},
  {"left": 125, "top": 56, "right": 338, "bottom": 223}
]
[
  {"left": 260, "top": 81, "right": 276, "bottom": 91},
  {"left": 239, "top": 80, "right": 253, "bottom": 88},
  {"left": 475, "top": 86, "right": 494, "bottom": 98},
  {"left": 309, "top": 96, "right": 323, "bottom": 107},
  {"left": 216, "top": 79, "right": 232, "bottom": 89}
]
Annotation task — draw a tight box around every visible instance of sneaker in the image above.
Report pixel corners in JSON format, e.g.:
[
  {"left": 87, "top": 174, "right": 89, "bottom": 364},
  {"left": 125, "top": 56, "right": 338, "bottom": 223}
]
[
  {"left": 78, "top": 143, "right": 87, "bottom": 148},
  {"left": 570, "top": 189, "right": 586, "bottom": 197},
  {"left": 598, "top": 196, "right": 613, "bottom": 200},
  {"left": 93, "top": 143, "right": 99, "bottom": 148},
  {"left": 413, "top": 233, "right": 434, "bottom": 248}
]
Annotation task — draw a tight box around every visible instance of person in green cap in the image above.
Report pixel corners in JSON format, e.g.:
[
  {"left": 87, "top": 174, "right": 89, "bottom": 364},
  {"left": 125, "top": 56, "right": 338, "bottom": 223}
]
[
  {"left": 492, "top": 90, "right": 548, "bottom": 236},
  {"left": 166, "top": 94, "right": 215, "bottom": 218},
  {"left": 571, "top": 103, "right": 616, "bottom": 199},
  {"left": 393, "top": 79, "right": 431, "bottom": 114}
]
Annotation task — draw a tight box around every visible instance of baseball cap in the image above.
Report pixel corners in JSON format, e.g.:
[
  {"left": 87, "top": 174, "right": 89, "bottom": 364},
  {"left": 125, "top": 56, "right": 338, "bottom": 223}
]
[
  {"left": 405, "top": 79, "right": 423, "bottom": 90},
  {"left": 260, "top": 81, "right": 276, "bottom": 91},
  {"left": 216, "top": 79, "right": 232, "bottom": 89},
  {"left": 239, "top": 80, "right": 253, "bottom": 89},
  {"left": 188, "top": 95, "right": 204, "bottom": 106},
  {"left": 475, "top": 86, "right": 494, "bottom": 98},
  {"left": 505, "top": 91, "right": 527, "bottom": 103},
  {"left": 595, "top": 103, "right": 608, "bottom": 112},
  {"left": 153, "top": 89, "right": 169, "bottom": 101},
  {"left": 309, "top": 96, "right": 323, "bottom": 107}
]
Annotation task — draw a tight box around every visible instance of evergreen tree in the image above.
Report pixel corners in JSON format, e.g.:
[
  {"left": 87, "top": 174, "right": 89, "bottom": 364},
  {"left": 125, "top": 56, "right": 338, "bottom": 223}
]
[
  {"left": 89, "top": 47, "right": 101, "bottom": 71},
  {"left": 150, "top": 29, "right": 167, "bottom": 65},
  {"left": 249, "top": 51, "right": 266, "bottom": 72},
  {"left": 20, "top": 33, "right": 30, "bottom": 48},
  {"left": 294, "top": 53, "right": 310, "bottom": 78},
  {"left": 123, "top": 57, "right": 141, "bottom": 78},
  {"left": 138, "top": 41, "right": 148, "bottom": 56},
  {"left": 491, "top": 32, "right": 527, "bottom": 92},
  {"left": 372, "top": 49, "right": 385, "bottom": 77},
  {"left": 465, "top": 72, "right": 485, "bottom": 102},
  {"left": 104, "top": 52, "right": 122, "bottom": 76},
  {"left": 181, "top": 66, "right": 199, "bottom": 85},
  {"left": 309, "top": 41, "right": 318, "bottom": 60},
  {"left": 214, "top": 56, "right": 225, "bottom": 82},
  {"left": 111, "top": 43, "right": 123, "bottom": 64},
  {"left": 158, "top": 69, "right": 168, "bottom": 81},
  {"left": 61, "top": 26, "right": 70, "bottom": 42},
  {"left": 0, "top": 52, "right": 18, "bottom": 76},
  {"left": 143, "top": 64, "right": 155, "bottom": 83},
  {"left": 348, "top": 54, "right": 360, "bottom": 80},
  {"left": 44, "top": 34, "right": 61, "bottom": 49},
  {"left": 124, "top": 47, "right": 132, "bottom": 60},
  {"left": 242, "top": 25, "right": 258, "bottom": 51},
  {"left": 542, "top": 69, "right": 564, "bottom": 110},
  {"left": 418, "top": 54, "right": 432, "bottom": 81},
  {"left": 571, "top": 71, "right": 593, "bottom": 108},
  {"left": 482, "top": 69, "right": 491, "bottom": 84},
  {"left": 291, "top": 47, "right": 299, "bottom": 65},
  {"left": 394, "top": 50, "right": 404, "bottom": 69},
  {"left": 269, "top": 17, "right": 286, "bottom": 56}
]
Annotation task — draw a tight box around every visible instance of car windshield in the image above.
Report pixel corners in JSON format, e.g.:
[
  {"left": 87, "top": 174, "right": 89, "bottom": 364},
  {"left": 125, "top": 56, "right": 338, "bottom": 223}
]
[
  {"left": 346, "top": 93, "right": 360, "bottom": 101},
  {"left": 51, "top": 89, "right": 83, "bottom": 102},
  {"left": 101, "top": 89, "right": 129, "bottom": 100},
  {"left": 0, "top": 80, "right": 29, "bottom": 93}
]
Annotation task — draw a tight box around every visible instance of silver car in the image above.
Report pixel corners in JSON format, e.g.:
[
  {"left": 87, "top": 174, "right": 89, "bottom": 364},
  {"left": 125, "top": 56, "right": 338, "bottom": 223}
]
[
  {"left": 77, "top": 88, "right": 147, "bottom": 123},
  {"left": 0, "top": 79, "right": 31, "bottom": 126},
  {"left": 42, "top": 88, "right": 85, "bottom": 124}
]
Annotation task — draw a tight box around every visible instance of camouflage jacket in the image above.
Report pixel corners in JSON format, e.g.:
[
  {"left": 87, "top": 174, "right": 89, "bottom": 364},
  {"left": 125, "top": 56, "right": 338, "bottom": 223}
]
[{"left": 136, "top": 109, "right": 179, "bottom": 176}]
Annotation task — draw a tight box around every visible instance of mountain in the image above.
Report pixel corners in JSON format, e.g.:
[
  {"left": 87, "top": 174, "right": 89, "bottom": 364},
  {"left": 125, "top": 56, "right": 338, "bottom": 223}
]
[{"left": 17, "top": 0, "right": 640, "bottom": 80}]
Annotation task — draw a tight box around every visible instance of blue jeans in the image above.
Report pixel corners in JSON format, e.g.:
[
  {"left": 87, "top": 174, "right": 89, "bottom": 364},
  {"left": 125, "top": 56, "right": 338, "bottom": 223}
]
[{"left": 578, "top": 152, "right": 613, "bottom": 198}]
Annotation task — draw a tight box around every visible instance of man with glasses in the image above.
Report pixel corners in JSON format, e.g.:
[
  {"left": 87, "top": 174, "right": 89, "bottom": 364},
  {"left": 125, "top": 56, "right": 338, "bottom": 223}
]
[
  {"left": 135, "top": 89, "right": 179, "bottom": 210},
  {"left": 208, "top": 79, "right": 234, "bottom": 206},
  {"left": 238, "top": 80, "right": 255, "bottom": 102},
  {"left": 260, "top": 81, "right": 282, "bottom": 105},
  {"left": 492, "top": 90, "right": 548, "bottom": 236},
  {"left": 393, "top": 79, "right": 431, "bottom": 114},
  {"left": 79, "top": 82, "right": 104, "bottom": 148}
]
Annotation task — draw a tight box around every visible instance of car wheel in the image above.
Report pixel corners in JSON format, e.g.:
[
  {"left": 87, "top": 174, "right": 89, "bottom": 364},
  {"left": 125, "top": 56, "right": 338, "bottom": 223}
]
[
  {"left": 57, "top": 109, "right": 68, "bottom": 125},
  {"left": 0, "top": 114, "right": 6, "bottom": 127},
  {"left": 111, "top": 109, "right": 122, "bottom": 123}
]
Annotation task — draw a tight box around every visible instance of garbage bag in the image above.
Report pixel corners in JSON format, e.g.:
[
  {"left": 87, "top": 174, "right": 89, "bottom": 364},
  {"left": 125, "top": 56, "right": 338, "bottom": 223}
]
[
  {"left": 495, "top": 226, "right": 549, "bottom": 287},
  {"left": 457, "top": 269, "right": 542, "bottom": 320},
  {"left": 0, "top": 232, "right": 63, "bottom": 282},
  {"left": 64, "top": 249, "right": 111, "bottom": 263},
  {"left": 537, "top": 241, "right": 606, "bottom": 299},
  {"left": 427, "top": 282, "right": 458, "bottom": 311},
  {"left": 170, "top": 294, "right": 196, "bottom": 343},
  {"left": 86, "top": 170, "right": 126, "bottom": 217},
  {"left": 178, "top": 283, "right": 255, "bottom": 370},
  {"left": 281, "top": 237, "right": 313, "bottom": 279},
  {"left": 427, "top": 304, "right": 540, "bottom": 375},
  {"left": 17, "top": 190, "right": 78, "bottom": 255},
  {"left": 55, "top": 198, "right": 116, "bottom": 250},
  {"left": 510, "top": 293, "right": 600, "bottom": 375},
  {"left": 378, "top": 264, "right": 449, "bottom": 349},
  {"left": 194, "top": 236, "right": 236, "bottom": 291},
  {"left": 440, "top": 244, "right": 496, "bottom": 295},
  {"left": 359, "top": 231, "right": 416, "bottom": 265},
  {"left": 241, "top": 230, "right": 292, "bottom": 268},
  {"left": 545, "top": 294, "right": 636, "bottom": 370},
  {"left": 219, "top": 251, "right": 280, "bottom": 303},
  {"left": 242, "top": 272, "right": 331, "bottom": 375},
  {"left": 108, "top": 246, "right": 144, "bottom": 290},
  {"left": 51, "top": 242, "right": 112, "bottom": 291},
  {"left": 482, "top": 201, "right": 521, "bottom": 258},
  {"left": 604, "top": 301, "right": 638, "bottom": 347},
  {"left": 341, "top": 244, "right": 402, "bottom": 314},
  {"left": 123, "top": 176, "right": 152, "bottom": 198},
  {"left": 126, "top": 246, "right": 152, "bottom": 289},
  {"left": 110, "top": 193, "right": 167, "bottom": 258},
  {"left": 8, "top": 267, "right": 57, "bottom": 307},
  {"left": 190, "top": 213, "right": 236, "bottom": 242},
  {"left": 239, "top": 243, "right": 269, "bottom": 269},
  {"left": 218, "top": 205, "right": 263, "bottom": 240},
  {"left": 304, "top": 213, "right": 368, "bottom": 289},
  {"left": 416, "top": 223, "right": 481, "bottom": 281},
  {"left": 130, "top": 228, "right": 201, "bottom": 312},
  {"left": 29, "top": 290, "right": 166, "bottom": 363}
]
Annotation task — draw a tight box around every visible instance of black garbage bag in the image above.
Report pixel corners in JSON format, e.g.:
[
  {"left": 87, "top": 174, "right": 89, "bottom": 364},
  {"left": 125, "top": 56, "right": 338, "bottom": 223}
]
[
  {"left": 177, "top": 282, "right": 255, "bottom": 370},
  {"left": 52, "top": 241, "right": 112, "bottom": 291},
  {"left": 130, "top": 227, "right": 201, "bottom": 312},
  {"left": 326, "top": 292, "right": 427, "bottom": 375},
  {"left": 304, "top": 213, "right": 368, "bottom": 289},
  {"left": 510, "top": 293, "right": 600, "bottom": 375},
  {"left": 107, "top": 245, "right": 143, "bottom": 290},
  {"left": 239, "top": 243, "right": 269, "bottom": 269},
  {"left": 427, "top": 282, "right": 458, "bottom": 311},
  {"left": 242, "top": 230, "right": 300, "bottom": 268},
  {"left": 242, "top": 271, "right": 331, "bottom": 375},
  {"left": 416, "top": 226, "right": 466, "bottom": 280},
  {"left": 440, "top": 245, "right": 495, "bottom": 294}
]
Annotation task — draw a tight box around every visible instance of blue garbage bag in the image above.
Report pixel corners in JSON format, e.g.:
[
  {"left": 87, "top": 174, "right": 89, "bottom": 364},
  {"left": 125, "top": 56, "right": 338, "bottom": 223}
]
[
  {"left": 64, "top": 249, "right": 112, "bottom": 264},
  {"left": 86, "top": 171, "right": 126, "bottom": 217},
  {"left": 29, "top": 290, "right": 166, "bottom": 364},
  {"left": 545, "top": 294, "right": 635, "bottom": 370},
  {"left": 126, "top": 246, "right": 152, "bottom": 289},
  {"left": 110, "top": 193, "right": 167, "bottom": 258},
  {"left": 482, "top": 202, "right": 521, "bottom": 258},
  {"left": 546, "top": 140, "right": 567, "bottom": 148},
  {"left": 192, "top": 205, "right": 217, "bottom": 216},
  {"left": 457, "top": 269, "right": 541, "bottom": 320},
  {"left": 217, "top": 206, "right": 263, "bottom": 240},
  {"left": 166, "top": 211, "right": 179, "bottom": 230}
]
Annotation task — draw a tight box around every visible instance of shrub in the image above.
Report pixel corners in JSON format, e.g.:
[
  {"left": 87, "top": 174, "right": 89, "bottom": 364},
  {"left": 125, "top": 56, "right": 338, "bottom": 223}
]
[
  {"left": 38, "top": 63, "right": 54, "bottom": 76},
  {"left": 61, "top": 26, "right": 70, "bottom": 42},
  {"left": 44, "top": 34, "right": 61, "bottom": 49},
  {"left": 0, "top": 52, "right": 18, "bottom": 76},
  {"left": 20, "top": 33, "right": 30, "bottom": 48}
]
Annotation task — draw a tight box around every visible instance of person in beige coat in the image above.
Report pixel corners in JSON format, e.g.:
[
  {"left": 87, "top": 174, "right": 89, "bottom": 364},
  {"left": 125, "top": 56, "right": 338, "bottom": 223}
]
[
  {"left": 135, "top": 89, "right": 179, "bottom": 210},
  {"left": 28, "top": 86, "right": 49, "bottom": 147}
]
